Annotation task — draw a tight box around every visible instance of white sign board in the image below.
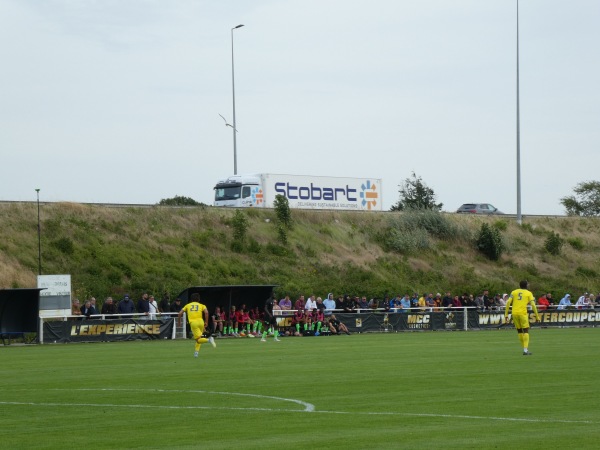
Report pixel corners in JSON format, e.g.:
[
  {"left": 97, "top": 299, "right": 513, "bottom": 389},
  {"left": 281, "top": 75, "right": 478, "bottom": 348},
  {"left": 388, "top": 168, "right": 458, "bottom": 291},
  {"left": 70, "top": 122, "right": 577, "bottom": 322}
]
[{"left": 37, "top": 274, "right": 71, "bottom": 318}]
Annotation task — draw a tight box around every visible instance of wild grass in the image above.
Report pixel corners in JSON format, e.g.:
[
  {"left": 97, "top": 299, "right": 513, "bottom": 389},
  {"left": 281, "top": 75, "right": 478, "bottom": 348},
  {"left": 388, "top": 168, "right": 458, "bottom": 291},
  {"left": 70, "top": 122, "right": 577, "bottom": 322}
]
[{"left": 1, "top": 203, "right": 599, "bottom": 303}]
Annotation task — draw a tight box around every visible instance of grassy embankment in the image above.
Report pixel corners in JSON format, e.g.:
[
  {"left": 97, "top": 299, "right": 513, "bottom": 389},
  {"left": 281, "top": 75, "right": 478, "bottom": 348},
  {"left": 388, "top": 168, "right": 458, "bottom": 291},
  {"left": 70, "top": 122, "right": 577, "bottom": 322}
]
[{"left": 1, "top": 202, "right": 599, "bottom": 302}]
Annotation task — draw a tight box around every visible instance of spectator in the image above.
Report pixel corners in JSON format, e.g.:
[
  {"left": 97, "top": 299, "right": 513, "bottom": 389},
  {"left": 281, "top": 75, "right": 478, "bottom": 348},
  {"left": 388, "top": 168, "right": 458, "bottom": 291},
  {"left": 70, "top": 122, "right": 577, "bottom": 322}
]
[
  {"left": 417, "top": 294, "right": 427, "bottom": 312},
  {"left": 312, "top": 308, "right": 325, "bottom": 335},
  {"left": 323, "top": 294, "right": 336, "bottom": 316},
  {"left": 433, "top": 293, "right": 442, "bottom": 311},
  {"left": 338, "top": 295, "right": 354, "bottom": 313},
  {"left": 315, "top": 297, "right": 325, "bottom": 313},
  {"left": 118, "top": 294, "right": 135, "bottom": 316},
  {"left": 89, "top": 297, "right": 98, "bottom": 312},
  {"left": 211, "top": 306, "right": 225, "bottom": 336},
  {"left": 279, "top": 295, "right": 292, "bottom": 315},
  {"left": 101, "top": 297, "right": 117, "bottom": 318},
  {"left": 71, "top": 299, "right": 82, "bottom": 317},
  {"left": 452, "top": 295, "right": 463, "bottom": 309},
  {"left": 305, "top": 295, "right": 317, "bottom": 311},
  {"left": 357, "top": 296, "right": 369, "bottom": 310},
  {"left": 442, "top": 294, "right": 458, "bottom": 309},
  {"left": 137, "top": 293, "right": 150, "bottom": 317},
  {"left": 291, "top": 308, "right": 306, "bottom": 335},
  {"left": 294, "top": 295, "right": 306, "bottom": 311},
  {"left": 475, "top": 295, "right": 485, "bottom": 311},
  {"left": 389, "top": 294, "right": 401, "bottom": 312},
  {"left": 462, "top": 293, "right": 475, "bottom": 309},
  {"left": 171, "top": 298, "right": 183, "bottom": 313},
  {"left": 400, "top": 294, "right": 411, "bottom": 312},
  {"left": 250, "top": 306, "right": 263, "bottom": 335},
  {"left": 442, "top": 293, "right": 454, "bottom": 309},
  {"left": 368, "top": 297, "right": 379, "bottom": 310},
  {"left": 490, "top": 294, "right": 503, "bottom": 311},
  {"left": 148, "top": 295, "right": 159, "bottom": 320},
  {"left": 381, "top": 295, "right": 391, "bottom": 311},
  {"left": 80, "top": 299, "right": 97, "bottom": 319},
  {"left": 537, "top": 294, "right": 550, "bottom": 311},
  {"left": 159, "top": 293, "right": 171, "bottom": 314},
  {"left": 238, "top": 308, "right": 255, "bottom": 337},
  {"left": 482, "top": 290, "right": 490, "bottom": 309},
  {"left": 557, "top": 294, "right": 572, "bottom": 310},
  {"left": 546, "top": 293, "right": 555, "bottom": 305},
  {"left": 304, "top": 308, "right": 314, "bottom": 332},
  {"left": 410, "top": 293, "right": 419, "bottom": 309},
  {"left": 227, "top": 305, "right": 239, "bottom": 337},
  {"left": 499, "top": 294, "right": 509, "bottom": 308},
  {"left": 328, "top": 314, "right": 351, "bottom": 335},
  {"left": 576, "top": 294, "right": 591, "bottom": 310}
]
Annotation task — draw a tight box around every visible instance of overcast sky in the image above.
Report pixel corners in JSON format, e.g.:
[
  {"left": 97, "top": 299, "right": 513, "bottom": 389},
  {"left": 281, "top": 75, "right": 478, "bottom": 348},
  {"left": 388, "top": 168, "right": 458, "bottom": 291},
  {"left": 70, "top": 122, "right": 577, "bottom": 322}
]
[{"left": 1, "top": 0, "right": 598, "bottom": 214}]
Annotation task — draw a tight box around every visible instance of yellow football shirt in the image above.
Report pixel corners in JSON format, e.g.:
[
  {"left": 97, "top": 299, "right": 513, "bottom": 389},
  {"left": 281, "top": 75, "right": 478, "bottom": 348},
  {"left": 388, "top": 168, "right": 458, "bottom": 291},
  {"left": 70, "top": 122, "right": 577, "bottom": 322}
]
[
  {"left": 182, "top": 302, "right": 207, "bottom": 322},
  {"left": 505, "top": 288, "right": 539, "bottom": 318}
]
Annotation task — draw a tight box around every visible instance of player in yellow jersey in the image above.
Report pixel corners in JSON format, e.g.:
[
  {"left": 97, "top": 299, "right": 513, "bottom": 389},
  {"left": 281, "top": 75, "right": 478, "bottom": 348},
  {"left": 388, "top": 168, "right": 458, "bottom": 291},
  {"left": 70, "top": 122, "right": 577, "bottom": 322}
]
[
  {"left": 504, "top": 280, "right": 540, "bottom": 356},
  {"left": 178, "top": 293, "right": 216, "bottom": 358}
]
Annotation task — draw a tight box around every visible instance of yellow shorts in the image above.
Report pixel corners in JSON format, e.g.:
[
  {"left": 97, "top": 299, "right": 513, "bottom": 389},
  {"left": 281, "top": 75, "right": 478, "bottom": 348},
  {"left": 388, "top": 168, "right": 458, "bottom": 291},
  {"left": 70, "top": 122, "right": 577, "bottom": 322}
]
[
  {"left": 190, "top": 319, "right": 205, "bottom": 340},
  {"left": 512, "top": 314, "right": 530, "bottom": 330}
]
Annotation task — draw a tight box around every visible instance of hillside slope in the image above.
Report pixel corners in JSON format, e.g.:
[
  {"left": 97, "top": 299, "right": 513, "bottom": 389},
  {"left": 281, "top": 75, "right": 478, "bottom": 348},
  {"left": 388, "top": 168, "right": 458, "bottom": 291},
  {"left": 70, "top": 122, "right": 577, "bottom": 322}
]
[{"left": 1, "top": 202, "right": 598, "bottom": 301}]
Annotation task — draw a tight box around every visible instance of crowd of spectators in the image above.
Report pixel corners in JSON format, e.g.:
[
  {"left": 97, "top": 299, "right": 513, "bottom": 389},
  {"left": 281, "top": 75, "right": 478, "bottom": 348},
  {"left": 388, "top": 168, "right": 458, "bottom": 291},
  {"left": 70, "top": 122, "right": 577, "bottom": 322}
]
[
  {"left": 69, "top": 290, "right": 598, "bottom": 337},
  {"left": 71, "top": 293, "right": 183, "bottom": 320}
]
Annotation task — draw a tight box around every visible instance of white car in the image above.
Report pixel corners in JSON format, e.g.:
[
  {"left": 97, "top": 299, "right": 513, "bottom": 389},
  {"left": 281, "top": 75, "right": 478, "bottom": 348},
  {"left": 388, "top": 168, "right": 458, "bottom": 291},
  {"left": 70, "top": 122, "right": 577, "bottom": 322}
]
[{"left": 456, "top": 203, "right": 504, "bottom": 214}]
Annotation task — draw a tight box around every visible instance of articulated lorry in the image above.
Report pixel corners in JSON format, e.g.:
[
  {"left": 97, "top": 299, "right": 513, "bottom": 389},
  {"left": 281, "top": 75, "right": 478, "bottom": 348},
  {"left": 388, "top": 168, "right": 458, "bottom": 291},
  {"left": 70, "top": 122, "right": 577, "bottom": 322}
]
[{"left": 214, "top": 173, "right": 382, "bottom": 211}]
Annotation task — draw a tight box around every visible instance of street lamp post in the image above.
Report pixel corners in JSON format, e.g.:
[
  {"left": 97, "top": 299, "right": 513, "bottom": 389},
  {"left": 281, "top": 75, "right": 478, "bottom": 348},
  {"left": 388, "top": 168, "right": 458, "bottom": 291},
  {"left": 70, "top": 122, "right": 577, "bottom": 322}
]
[
  {"left": 231, "top": 24, "right": 244, "bottom": 175},
  {"left": 516, "top": 0, "right": 522, "bottom": 225},
  {"left": 35, "top": 188, "right": 41, "bottom": 275}
]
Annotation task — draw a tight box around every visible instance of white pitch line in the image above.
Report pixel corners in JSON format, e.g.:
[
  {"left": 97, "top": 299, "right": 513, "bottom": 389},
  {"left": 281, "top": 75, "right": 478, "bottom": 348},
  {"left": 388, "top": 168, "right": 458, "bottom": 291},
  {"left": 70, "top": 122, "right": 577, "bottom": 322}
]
[
  {"left": 49, "top": 388, "right": 315, "bottom": 412},
  {"left": 1, "top": 389, "right": 596, "bottom": 425}
]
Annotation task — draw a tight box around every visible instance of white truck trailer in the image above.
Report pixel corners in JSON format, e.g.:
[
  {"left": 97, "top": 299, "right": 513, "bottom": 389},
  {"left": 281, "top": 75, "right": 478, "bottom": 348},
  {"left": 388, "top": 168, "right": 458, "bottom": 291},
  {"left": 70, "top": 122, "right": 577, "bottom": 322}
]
[{"left": 214, "top": 174, "right": 382, "bottom": 211}]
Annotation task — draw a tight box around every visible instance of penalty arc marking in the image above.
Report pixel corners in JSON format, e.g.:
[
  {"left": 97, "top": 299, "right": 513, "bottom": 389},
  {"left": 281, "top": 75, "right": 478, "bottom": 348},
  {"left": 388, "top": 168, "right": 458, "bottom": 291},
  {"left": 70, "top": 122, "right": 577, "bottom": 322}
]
[{"left": 0, "top": 388, "right": 596, "bottom": 425}]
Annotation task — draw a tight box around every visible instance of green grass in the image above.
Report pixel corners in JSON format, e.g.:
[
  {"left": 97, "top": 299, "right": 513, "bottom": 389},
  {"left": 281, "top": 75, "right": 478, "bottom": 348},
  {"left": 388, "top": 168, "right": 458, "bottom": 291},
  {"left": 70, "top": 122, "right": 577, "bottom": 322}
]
[{"left": 1, "top": 328, "right": 599, "bottom": 449}]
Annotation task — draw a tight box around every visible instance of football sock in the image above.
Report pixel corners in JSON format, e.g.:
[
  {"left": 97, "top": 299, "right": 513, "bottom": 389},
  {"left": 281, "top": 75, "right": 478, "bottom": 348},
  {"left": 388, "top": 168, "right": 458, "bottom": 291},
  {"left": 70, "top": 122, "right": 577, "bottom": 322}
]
[
  {"left": 296, "top": 324, "right": 300, "bottom": 332},
  {"left": 316, "top": 322, "right": 322, "bottom": 332},
  {"left": 523, "top": 333, "right": 530, "bottom": 349},
  {"left": 262, "top": 331, "right": 267, "bottom": 339}
]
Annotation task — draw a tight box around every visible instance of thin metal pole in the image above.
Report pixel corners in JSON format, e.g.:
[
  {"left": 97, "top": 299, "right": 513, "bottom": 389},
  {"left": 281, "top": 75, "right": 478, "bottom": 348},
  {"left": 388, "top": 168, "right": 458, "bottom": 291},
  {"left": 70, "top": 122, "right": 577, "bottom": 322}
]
[
  {"left": 35, "top": 188, "right": 42, "bottom": 275},
  {"left": 231, "top": 24, "right": 244, "bottom": 175},
  {"left": 516, "top": 0, "right": 522, "bottom": 225}
]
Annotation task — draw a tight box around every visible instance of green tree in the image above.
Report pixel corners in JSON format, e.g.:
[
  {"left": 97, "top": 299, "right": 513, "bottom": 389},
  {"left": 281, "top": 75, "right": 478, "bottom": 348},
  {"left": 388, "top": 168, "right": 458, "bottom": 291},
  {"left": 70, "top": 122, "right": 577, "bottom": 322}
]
[
  {"left": 273, "top": 194, "right": 292, "bottom": 245},
  {"left": 544, "top": 231, "right": 564, "bottom": 256},
  {"left": 158, "top": 196, "right": 204, "bottom": 206},
  {"left": 391, "top": 172, "right": 443, "bottom": 211},
  {"left": 230, "top": 210, "right": 249, "bottom": 252},
  {"left": 560, "top": 181, "right": 600, "bottom": 216},
  {"left": 476, "top": 223, "right": 504, "bottom": 261}
]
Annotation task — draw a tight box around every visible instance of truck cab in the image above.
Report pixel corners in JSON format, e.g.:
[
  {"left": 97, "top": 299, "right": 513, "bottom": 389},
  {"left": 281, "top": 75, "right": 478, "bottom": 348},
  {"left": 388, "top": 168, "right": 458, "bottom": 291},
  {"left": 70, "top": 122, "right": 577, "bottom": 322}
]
[{"left": 214, "top": 175, "right": 262, "bottom": 207}]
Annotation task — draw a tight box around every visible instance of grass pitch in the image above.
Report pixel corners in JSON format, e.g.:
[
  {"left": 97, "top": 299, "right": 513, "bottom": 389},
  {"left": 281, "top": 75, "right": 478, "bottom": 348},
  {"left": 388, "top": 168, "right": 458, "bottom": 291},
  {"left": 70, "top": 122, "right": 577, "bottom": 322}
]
[{"left": 1, "top": 328, "right": 599, "bottom": 449}]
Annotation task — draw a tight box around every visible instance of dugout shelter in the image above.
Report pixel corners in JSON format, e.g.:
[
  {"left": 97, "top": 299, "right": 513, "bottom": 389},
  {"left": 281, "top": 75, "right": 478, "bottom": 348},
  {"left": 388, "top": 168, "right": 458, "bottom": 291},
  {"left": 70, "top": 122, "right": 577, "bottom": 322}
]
[
  {"left": 0, "top": 288, "right": 42, "bottom": 344},
  {"left": 176, "top": 285, "right": 277, "bottom": 313}
]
